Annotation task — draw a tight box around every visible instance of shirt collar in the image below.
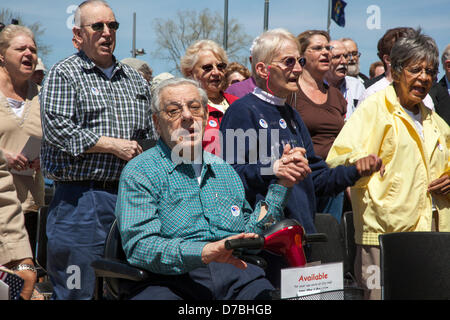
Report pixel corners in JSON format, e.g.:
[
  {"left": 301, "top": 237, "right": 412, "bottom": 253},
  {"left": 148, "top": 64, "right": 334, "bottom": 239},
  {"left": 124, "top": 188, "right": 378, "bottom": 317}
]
[
  {"left": 157, "top": 139, "right": 215, "bottom": 174},
  {"left": 77, "top": 50, "right": 120, "bottom": 72},
  {"left": 252, "top": 87, "right": 286, "bottom": 106},
  {"left": 385, "top": 83, "right": 431, "bottom": 120}
]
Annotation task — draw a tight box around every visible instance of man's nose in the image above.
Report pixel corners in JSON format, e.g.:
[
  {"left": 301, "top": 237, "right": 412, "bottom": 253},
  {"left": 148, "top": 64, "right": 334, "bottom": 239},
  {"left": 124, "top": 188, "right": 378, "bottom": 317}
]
[{"left": 180, "top": 106, "right": 194, "bottom": 120}]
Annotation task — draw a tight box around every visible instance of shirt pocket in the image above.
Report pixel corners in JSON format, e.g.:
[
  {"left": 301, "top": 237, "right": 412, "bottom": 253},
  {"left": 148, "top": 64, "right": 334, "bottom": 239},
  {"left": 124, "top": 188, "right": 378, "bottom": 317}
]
[
  {"left": 77, "top": 87, "right": 111, "bottom": 131},
  {"left": 212, "top": 194, "right": 247, "bottom": 233},
  {"left": 117, "top": 91, "right": 150, "bottom": 139}
]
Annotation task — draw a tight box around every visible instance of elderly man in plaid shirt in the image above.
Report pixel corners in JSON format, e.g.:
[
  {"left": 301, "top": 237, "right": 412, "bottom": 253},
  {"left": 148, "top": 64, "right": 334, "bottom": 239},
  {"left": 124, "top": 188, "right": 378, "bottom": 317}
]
[
  {"left": 39, "top": 0, "right": 154, "bottom": 300},
  {"left": 115, "top": 77, "right": 311, "bottom": 300}
]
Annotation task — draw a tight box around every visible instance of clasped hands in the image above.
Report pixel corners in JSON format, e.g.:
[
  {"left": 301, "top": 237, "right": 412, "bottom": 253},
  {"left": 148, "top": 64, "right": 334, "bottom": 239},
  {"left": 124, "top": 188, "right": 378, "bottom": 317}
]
[{"left": 273, "top": 144, "right": 311, "bottom": 188}]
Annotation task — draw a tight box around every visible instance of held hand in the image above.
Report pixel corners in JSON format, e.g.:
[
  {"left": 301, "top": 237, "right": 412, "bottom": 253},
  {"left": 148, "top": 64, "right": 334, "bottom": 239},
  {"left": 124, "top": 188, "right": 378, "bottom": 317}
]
[
  {"left": 201, "top": 233, "right": 260, "bottom": 269},
  {"left": 428, "top": 174, "right": 450, "bottom": 195},
  {"left": 355, "top": 154, "right": 385, "bottom": 177},
  {"left": 108, "top": 137, "right": 143, "bottom": 161},
  {"left": 10, "top": 259, "right": 37, "bottom": 300},
  {"left": 3, "top": 150, "right": 29, "bottom": 171},
  {"left": 274, "top": 144, "right": 311, "bottom": 187}
]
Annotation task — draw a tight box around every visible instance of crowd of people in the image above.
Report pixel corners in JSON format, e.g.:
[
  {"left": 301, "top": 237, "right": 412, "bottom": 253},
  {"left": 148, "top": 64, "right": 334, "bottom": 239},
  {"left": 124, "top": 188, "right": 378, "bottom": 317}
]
[{"left": 0, "top": 0, "right": 448, "bottom": 301}]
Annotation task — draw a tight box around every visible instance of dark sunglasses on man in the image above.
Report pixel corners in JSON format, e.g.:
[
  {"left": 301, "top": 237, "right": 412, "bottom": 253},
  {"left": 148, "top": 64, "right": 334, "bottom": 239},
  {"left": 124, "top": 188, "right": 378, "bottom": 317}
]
[
  {"left": 201, "top": 62, "right": 227, "bottom": 73},
  {"left": 81, "top": 21, "right": 120, "bottom": 32},
  {"left": 272, "top": 57, "right": 306, "bottom": 68}
]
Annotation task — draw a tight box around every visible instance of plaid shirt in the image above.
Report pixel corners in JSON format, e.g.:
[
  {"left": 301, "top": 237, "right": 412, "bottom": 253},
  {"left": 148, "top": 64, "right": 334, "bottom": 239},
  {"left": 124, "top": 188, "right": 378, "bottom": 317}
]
[
  {"left": 40, "top": 51, "right": 154, "bottom": 182},
  {"left": 116, "top": 140, "right": 291, "bottom": 275}
]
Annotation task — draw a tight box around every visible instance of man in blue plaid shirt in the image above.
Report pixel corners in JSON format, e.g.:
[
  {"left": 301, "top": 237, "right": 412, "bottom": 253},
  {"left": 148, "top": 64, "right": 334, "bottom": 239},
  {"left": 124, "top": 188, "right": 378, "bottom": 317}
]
[
  {"left": 115, "top": 78, "right": 311, "bottom": 300},
  {"left": 39, "top": 0, "right": 154, "bottom": 300}
]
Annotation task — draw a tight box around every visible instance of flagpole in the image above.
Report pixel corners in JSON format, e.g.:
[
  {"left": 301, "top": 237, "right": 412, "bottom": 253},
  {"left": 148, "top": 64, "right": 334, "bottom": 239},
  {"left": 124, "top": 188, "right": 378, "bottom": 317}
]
[
  {"left": 223, "top": 0, "right": 229, "bottom": 50},
  {"left": 327, "top": 0, "right": 331, "bottom": 36}
]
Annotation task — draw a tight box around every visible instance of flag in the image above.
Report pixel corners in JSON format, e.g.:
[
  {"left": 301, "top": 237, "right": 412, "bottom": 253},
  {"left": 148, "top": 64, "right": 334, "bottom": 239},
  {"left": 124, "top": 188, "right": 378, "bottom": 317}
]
[
  {"left": 331, "top": 0, "right": 347, "bottom": 27},
  {"left": 0, "top": 266, "right": 25, "bottom": 300}
]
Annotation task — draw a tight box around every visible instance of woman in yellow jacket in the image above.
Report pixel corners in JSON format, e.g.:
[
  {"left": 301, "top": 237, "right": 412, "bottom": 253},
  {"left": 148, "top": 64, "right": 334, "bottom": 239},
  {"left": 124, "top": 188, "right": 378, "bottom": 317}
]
[{"left": 326, "top": 29, "right": 450, "bottom": 300}]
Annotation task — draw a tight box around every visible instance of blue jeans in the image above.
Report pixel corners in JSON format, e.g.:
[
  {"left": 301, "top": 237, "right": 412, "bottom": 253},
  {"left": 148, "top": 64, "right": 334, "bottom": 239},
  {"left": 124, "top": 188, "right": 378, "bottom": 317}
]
[{"left": 46, "top": 183, "right": 117, "bottom": 300}]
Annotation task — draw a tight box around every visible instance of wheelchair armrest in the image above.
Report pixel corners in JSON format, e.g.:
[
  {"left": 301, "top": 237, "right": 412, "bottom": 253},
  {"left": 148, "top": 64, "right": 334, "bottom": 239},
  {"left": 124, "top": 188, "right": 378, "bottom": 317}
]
[{"left": 91, "top": 258, "right": 149, "bottom": 282}]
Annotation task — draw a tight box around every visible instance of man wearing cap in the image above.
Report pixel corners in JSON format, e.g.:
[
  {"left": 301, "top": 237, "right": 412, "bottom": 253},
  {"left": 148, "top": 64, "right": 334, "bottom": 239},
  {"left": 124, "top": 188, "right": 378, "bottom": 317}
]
[
  {"left": 39, "top": 0, "right": 154, "bottom": 300},
  {"left": 121, "top": 57, "right": 153, "bottom": 84},
  {"left": 30, "top": 58, "right": 46, "bottom": 85}
]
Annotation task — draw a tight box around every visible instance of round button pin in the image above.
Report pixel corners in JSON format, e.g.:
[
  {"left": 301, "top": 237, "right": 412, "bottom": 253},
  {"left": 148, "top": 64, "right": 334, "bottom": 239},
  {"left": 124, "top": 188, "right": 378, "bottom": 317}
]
[{"left": 231, "top": 205, "right": 240, "bottom": 217}]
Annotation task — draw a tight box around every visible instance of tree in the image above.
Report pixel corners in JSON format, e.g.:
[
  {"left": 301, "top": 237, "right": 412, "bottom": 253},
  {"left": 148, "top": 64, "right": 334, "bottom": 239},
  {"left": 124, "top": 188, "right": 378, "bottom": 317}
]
[
  {"left": 152, "top": 8, "right": 252, "bottom": 74},
  {"left": 0, "top": 8, "right": 51, "bottom": 61}
]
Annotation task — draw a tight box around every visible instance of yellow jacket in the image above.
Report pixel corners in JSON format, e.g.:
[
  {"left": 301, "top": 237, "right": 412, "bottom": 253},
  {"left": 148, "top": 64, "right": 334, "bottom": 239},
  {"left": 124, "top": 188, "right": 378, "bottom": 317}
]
[{"left": 326, "top": 85, "right": 450, "bottom": 246}]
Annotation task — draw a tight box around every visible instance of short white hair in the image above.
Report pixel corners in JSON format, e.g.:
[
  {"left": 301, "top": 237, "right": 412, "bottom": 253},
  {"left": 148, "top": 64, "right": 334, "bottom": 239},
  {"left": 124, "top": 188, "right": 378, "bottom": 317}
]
[
  {"left": 150, "top": 77, "right": 208, "bottom": 114},
  {"left": 74, "top": 0, "right": 111, "bottom": 27}
]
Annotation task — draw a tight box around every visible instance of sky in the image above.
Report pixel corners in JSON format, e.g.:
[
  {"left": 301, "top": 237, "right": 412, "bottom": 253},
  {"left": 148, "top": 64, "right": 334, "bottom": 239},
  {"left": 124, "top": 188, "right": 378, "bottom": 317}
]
[{"left": 2, "top": 0, "right": 450, "bottom": 79}]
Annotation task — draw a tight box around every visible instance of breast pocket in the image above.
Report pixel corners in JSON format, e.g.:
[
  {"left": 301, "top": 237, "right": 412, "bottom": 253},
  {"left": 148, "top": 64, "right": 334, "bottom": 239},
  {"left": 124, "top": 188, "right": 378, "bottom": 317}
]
[
  {"left": 213, "top": 194, "right": 247, "bottom": 233},
  {"left": 77, "top": 88, "right": 112, "bottom": 131}
]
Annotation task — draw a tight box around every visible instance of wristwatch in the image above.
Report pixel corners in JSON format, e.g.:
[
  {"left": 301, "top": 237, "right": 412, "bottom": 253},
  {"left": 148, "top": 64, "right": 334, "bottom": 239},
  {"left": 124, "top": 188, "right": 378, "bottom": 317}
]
[{"left": 12, "top": 264, "right": 37, "bottom": 274}]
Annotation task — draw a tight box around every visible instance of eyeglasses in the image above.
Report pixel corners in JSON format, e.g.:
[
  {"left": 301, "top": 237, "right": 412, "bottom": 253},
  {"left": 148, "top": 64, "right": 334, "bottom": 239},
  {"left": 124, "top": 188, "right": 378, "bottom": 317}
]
[
  {"left": 161, "top": 101, "right": 204, "bottom": 120},
  {"left": 348, "top": 51, "right": 361, "bottom": 58},
  {"left": 81, "top": 21, "right": 120, "bottom": 32},
  {"left": 331, "top": 53, "right": 350, "bottom": 60},
  {"left": 406, "top": 66, "right": 437, "bottom": 77},
  {"left": 272, "top": 57, "right": 306, "bottom": 68},
  {"left": 201, "top": 62, "right": 227, "bottom": 73},
  {"left": 308, "top": 45, "right": 333, "bottom": 52}
]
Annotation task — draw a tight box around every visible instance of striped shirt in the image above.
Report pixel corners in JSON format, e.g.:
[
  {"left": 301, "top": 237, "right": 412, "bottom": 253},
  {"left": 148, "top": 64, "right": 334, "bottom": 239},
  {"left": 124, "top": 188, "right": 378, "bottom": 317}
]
[
  {"left": 115, "top": 140, "right": 291, "bottom": 275},
  {"left": 40, "top": 51, "right": 154, "bottom": 182}
]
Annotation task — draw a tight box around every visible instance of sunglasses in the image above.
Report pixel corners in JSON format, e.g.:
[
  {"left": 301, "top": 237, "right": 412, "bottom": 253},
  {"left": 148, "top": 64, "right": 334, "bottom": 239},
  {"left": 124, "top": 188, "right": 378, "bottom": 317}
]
[
  {"left": 82, "top": 21, "right": 120, "bottom": 32},
  {"left": 272, "top": 57, "right": 306, "bottom": 68},
  {"left": 201, "top": 62, "right": 227, "bottom": 73}
]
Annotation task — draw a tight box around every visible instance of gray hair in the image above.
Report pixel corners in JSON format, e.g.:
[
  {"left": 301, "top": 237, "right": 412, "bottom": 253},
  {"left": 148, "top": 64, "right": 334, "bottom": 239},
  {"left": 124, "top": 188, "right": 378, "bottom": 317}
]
[
  {"left": 442, "top": 44, "right": 450, "bottom": 67},
  {"left": 0, "top": 24, "right": 35, "bottom": 56},
  {"left": 251, "top": 28, "right": 299, "bottom": 78},
  {"left": 150, "top": 77, "right": 209, "bottom": 114},
  {"left": 74, "top": 0, "right": 112, "bottom": 27},
  {"left": 390, "top": 28, "right": 439, "bottom": 79}
]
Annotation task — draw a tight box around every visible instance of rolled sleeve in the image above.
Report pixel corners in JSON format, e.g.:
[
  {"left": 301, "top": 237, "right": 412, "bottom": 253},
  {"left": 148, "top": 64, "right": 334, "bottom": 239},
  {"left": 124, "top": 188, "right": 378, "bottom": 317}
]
[{"left": 246, "top": 183, "right": 291, "bottom": 234}]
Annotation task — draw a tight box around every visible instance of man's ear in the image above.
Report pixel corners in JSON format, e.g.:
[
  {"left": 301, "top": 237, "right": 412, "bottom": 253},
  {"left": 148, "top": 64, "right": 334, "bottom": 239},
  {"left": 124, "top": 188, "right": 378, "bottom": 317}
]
[
  {"left": 72, "top": 27, "right": 83, "bottom": 47},
  {"left": 255, "top": 62, "right": 269, "bottom": 80},
  {"left": 152, "top": 113, "right": 160, "bottom": 135}
]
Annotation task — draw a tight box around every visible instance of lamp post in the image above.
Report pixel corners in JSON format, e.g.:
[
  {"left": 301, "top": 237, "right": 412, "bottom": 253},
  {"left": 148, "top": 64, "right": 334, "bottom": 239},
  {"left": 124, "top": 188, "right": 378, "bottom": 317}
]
[
  {"left": 223, "top": 0, "right": 228, "bottom": 50},
  {"left": 131, "top": 12, "right": 146, "bottom": 57}
]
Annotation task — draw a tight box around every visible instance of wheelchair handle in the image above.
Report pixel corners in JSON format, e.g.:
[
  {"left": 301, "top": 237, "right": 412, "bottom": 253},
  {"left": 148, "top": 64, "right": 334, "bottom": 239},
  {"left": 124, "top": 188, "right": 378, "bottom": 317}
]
[
  {"left": 304, "top": 233, "right": 328, "bottom": 243},
  {"left": 225, "top": 237, "right": 265, "bottom": 250}
]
